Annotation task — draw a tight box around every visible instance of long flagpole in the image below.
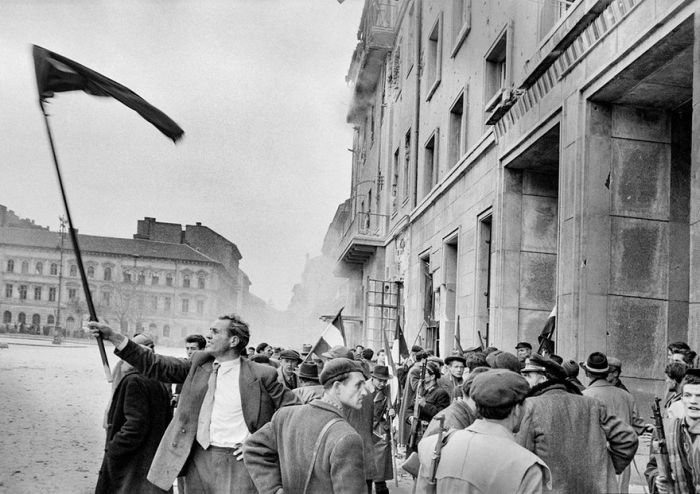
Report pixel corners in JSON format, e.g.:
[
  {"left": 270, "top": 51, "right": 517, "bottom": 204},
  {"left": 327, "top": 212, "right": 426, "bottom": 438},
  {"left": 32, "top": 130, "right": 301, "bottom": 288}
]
[{"left": 39, "top": 99, "right": 112, "bottom": 382}]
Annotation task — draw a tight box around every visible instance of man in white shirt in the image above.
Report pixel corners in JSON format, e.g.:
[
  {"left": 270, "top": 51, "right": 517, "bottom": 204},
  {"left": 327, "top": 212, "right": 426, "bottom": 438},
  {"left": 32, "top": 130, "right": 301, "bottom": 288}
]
[{"left": 89, "top": 314, "right": 299, "bottom": 494}]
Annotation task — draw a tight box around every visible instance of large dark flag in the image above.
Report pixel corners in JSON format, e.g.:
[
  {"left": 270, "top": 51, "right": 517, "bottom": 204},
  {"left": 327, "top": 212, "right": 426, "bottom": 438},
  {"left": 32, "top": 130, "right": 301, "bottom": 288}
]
[
  {"left": 33, "top": 45, "right": 184, "bottom": 142},
  {"left": 454, "top": 315, "right": 465, "bottom": 356},
  {"left": 395, "top": 313, "right": 409, "bottom": 361}
]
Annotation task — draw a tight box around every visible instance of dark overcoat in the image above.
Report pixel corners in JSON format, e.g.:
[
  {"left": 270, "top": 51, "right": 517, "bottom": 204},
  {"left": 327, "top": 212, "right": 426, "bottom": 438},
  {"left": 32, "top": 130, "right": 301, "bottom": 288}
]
[
  {"left": 346, "top": 391, "right": 378, "bottom": 480},
  {"left": 115, "top": 340, "right": 300, "bottom": 490},
  {"left": 96, "top": 369, "right": 173, "bottom": 494},
  {"left": 516, "top": 379, "right": 639, "bottom": 494},
  {"left": 243, "top": 400, "right": 365, "bottom": 494},
  {"left": 372, "top": 387, "right": 393, "bottom": 481}
]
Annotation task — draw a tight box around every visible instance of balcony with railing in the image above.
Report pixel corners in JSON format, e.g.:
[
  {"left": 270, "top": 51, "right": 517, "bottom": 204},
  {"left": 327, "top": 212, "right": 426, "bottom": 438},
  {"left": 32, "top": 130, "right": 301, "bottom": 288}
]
[
  {"left": 347, "top": 0, "right": 399, "bottom": 123},
  {"left": 338, "top": 212, "right": 388, "bottom": 265}
]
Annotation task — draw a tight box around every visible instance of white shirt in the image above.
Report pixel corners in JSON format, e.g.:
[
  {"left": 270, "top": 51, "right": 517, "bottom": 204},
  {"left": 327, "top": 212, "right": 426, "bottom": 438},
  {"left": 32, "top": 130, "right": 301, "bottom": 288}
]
[{"left": 209, "top": 358, "right": 248, "bottom": 447}]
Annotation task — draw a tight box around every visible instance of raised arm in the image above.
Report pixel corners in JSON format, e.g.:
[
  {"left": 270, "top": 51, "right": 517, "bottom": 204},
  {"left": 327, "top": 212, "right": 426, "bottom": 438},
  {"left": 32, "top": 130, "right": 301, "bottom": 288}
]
[{"left": 89, "top": 321, "right": 192, "bottom": 383}]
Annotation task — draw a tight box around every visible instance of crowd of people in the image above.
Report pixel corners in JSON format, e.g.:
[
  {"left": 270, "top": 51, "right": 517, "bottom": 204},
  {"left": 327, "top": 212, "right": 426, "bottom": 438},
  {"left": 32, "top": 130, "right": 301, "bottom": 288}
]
[{"left": 87, "top": 315, "right": 700, "bottom": 493}]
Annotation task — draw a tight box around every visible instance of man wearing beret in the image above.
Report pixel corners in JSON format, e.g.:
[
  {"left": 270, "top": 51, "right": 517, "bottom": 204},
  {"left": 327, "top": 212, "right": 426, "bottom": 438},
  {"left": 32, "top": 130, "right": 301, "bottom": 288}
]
[
  {"left": 89, "top": 315, "right": 300, "bottom": 494},
  {"left": 517, "top": 353, "right": 638, "bottom": 493},
  {"left": 277, "top": 349, "right": 302, "bottom": 390},
  {"left": 243, "top": 358, "right": 367, "bottom": 493},
  {"left": 415, "top": 369, "right": 551, "bottom": 493}
]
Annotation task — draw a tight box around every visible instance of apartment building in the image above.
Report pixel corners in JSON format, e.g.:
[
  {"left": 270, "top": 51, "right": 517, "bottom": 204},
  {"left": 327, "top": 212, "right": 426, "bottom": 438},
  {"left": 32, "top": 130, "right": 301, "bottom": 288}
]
[{"left": 331, "top": 0, "right": 695, "bottom": 399}]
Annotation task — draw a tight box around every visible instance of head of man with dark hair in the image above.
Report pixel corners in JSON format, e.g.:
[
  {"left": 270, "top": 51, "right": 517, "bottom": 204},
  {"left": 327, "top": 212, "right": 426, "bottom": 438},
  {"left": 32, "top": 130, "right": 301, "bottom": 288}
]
[
  {"left": 668, "top": 341, "right": 691, "bottom": 361},
  {"left": 361, "top": 348, "right": 374, "bottom": 361},
  {"left": 670, "top": 349, "right": 697, "bottom": 367},
  {"left": 206, "top": 314, "right": 250, "bottom": 360},
  {"left": 665, "top": 361, "right": 688, "bottom": 408},
  {"left": 256, "top": 342, "right": 269, "bottom": 354},
  {"left": 247, "top": 346, "right": 255, "bottom": 358},
  {"left": 185, "top": 334, "right": 206, "bottom": 358},
  {"left": 465, "top": 352, "right": 489, "bottom": 371}
]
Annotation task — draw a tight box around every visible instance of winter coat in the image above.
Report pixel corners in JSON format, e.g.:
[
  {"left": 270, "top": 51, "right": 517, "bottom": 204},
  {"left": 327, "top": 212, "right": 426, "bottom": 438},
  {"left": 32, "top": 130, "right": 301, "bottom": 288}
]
[
  {"left": 243, "top": 399, "right": 365, "bottom": 494},
  {"left": 406, "top": 384, "right": 451, "bottom": 423},
  {"left": 277, "top": 367, "right": 298, "bottom": 390},
  {"left": 115, "top": 340, "right": 300, "bottom": 490},
  {"left": 438, "top": 374, "right": 464, "bottom": 402},
  {"left": 96, "top": 369, "right": 173, "bottom": 494},
  {"left": 346, "top": 391, "right": 378, "bottom": 480},
  {"left": 372, "top": 386, "right": 393, "bottom": 481},
  {"left": 516, "top": 379, "right": 639, "bottom": 494},
  {"left": 292, "top": 384, "right": 324, "bottom": 404}
]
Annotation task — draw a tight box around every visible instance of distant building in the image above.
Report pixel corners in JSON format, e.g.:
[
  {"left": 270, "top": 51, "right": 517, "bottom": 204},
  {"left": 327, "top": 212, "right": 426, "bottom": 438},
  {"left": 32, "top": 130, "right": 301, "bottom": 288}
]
[
  {"left": 327, "top": 0, "right": 695, "bottom": 402},
  {"left": 0, "top": 213, "right": 250, "bottom": 346}
]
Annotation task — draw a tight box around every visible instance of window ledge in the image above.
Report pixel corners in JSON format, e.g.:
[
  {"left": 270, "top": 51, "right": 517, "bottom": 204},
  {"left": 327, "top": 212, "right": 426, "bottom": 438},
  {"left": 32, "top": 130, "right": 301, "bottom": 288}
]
[{"left": 426, "top": 78, "right": 441, "bottom": 101}]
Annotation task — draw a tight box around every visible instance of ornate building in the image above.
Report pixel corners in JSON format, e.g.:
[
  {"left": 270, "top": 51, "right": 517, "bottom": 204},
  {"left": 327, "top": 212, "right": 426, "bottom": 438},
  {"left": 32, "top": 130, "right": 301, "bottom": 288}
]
[{"left": 0, "top": 210, "right": 250, "bottom": 346}]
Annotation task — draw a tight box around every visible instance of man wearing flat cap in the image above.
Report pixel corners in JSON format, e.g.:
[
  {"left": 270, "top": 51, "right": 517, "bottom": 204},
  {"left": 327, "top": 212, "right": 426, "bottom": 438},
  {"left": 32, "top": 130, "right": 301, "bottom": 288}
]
[
  {"left": 439, "top": 352, "right": 466, "bottom": 402},
  {"left": 516, "top": 353, "right": 638, "bottom": 493},
  {"left": 415, "top": 369, "right": 551, "bottom": 493},
  {"left": 582, "top": 352, "right": 648, "bottom": 493},
  {"left": 277, "top": 349, "right": 302, "bottom": 390},
  {"left": 244, "top": 358, "right": 367, "bottom": 493},
  {"left": 89, "top": 315, "right": 300, "bottom": 494}
]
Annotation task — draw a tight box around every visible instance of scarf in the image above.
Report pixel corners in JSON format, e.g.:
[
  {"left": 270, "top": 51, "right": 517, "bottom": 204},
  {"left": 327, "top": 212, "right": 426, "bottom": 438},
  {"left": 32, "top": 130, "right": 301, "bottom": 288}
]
[{"left": 666, "top": 417, "right": 700, "bottom": 494}]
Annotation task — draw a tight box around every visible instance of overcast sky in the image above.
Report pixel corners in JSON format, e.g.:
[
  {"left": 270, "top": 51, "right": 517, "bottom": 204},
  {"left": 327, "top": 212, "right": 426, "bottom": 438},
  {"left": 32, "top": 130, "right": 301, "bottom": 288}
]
[{"left": 0, "top": 0, "right": 363, "bottom": 308}]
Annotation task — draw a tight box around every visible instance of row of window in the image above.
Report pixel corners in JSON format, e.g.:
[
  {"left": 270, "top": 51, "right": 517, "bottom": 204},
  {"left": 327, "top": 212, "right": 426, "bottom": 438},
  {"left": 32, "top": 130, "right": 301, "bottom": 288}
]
[
  {"left": 5, "top": 259, "right": 208, "bottom": 289},
  {"left": 1, "top": 311, "right": 190, "bottom": 338},
  {"left": 4, "top": 283, "right": 206, "bottom": 314}
]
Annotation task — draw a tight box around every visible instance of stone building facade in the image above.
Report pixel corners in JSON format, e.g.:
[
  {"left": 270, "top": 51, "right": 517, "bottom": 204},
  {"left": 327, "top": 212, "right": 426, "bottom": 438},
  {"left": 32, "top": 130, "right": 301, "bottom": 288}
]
[
  {"left": 330, "top": 0, "right": 696, "bottom": 400},
  {"left": 0, "top": 214, "right": 250, "bottom": 347}
]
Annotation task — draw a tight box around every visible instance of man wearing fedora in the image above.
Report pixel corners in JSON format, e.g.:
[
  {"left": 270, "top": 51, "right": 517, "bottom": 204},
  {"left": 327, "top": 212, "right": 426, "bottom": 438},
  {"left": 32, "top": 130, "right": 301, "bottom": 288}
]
[
  {"left": 244, "top": 358, "right": 367, "bottom": 493},
  {"left": 370, "top": 365, "right": 394, "bottom": 494},
  {"left": 277, "top": 349, "right": 303, "bottom": 390},
  {"left": 439, "top": 352, "right": 466, "bottom": 402},
  {"left": 582, "top": 352, "right": 648, "bottom": 493},
  {"left": 517, "top": 353, "right": 638, "bottom": 494},
  {"left": 292, "top": 362, "right": 324, "bottom": 404}
]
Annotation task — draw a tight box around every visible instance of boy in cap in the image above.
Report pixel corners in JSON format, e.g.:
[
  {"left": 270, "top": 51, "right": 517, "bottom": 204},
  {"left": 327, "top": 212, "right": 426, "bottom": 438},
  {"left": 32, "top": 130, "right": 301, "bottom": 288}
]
[
  {"left": 277, "top": 349, "right": 302, "bottom": 390},
  {"left": 244, "top": 358, "right": 367, "bottom": 494},
  {"left": 515, "top": 342, "right": 533, "bottom": 364},
  {"left": 415, "top": 369, "right": 551, "bottom": 493},
  {"left": 439, "top": 352, "right": 467, "bottom": 401}
]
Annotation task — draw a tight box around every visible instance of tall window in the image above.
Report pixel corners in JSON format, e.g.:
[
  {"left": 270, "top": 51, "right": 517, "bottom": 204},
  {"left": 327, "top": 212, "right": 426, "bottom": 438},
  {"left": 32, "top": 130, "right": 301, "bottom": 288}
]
[
  {"left": 183, "top": 275, "right": 191, "bottom": 288},
  {"left": 151, "top": 274, "right": 159, "bottom": 285},
  {"left": 102, "top": 291, "right": 111, "bottom": 306},
  {"left": 50, "top": 263, "right": 58, "bottom": 275},
  {"left": 166, "top": 274, "right": 173, "bottom": 287},
  {"left": 47, "top": 315, "right": 55, "bottom": 325},
  {"left": 104, "top": 267, "right": 112, "bottom": 281},
  {"left": 198, "top": 276, "right": 205, "bottom": 289},
  {"left": 6, "top": 260, "right": 14, "bottom": 272},
  {"left": 181, "top": 299, "right": 189, "bottom": 313},
  {"left": 164, "top": 297, "right": 172, "bottom": 312},
  {"left": 403, "top": 130, "right": 412, "bottom": 200},
  {"left": 137, "top": 272, "right": 145, "bottom": 285},
  {"left": 406, "top": 5, "right": 415, "bottom": 76},
  {"left": 18, "top": 312, "right": 26, "bottom": 324},
  {"left": 197, "top": 300, "right": 204, "bottom": 315},
  {"left": 87, "top": 266, "right": 95, "bottom": 278},
  {"left": 69, "top": 265, "right": 77, "bottom": 277},
  {"left": 21, "top": 261, "right": 29, "bottom": 274},
  {"left": 35, "top": 262, "right": 43, "bottom": 275},
  {"left": 485, "top": 25, "right": 511, "bottom": 112},
  {"left": 32, "top": 314, "right": 40, "bottom": 327},
  {"left": 123, "top": 272, "right": 131, "bottom": 283},
  {"left": 19, "top": 285, "right": 27, "bottom": 300},
  {"left": 49, "top": 287, "right": 57, "bottom": 302},
  {"left": 68, "top": 288, "right": 77, "bottom": 300},
  {"left": 424, "top": 129, "right": 439, "bottom": 196},
  {"left": 449, "top": 91, "right": 466, "bottom": 166},
  {"left": 34, "top": 287, "right": 41, "bottom": 301},
  {"left": 3, "top": 311, "right": 10, "bottom": 324},
  {"left": 451, "top": 0, "right": 471, "bottom": 54},
  {"left": 5, "top": 284, "right": 12, "bottom": 298},
  {"left": 66, "top": 316, "right": 74, "bottom": 331},
  {"left": 392, "top": 147, "right": 400, "bottom": 211},
  {"left": 426, "top": 14, "right": 443, "bottom": 100},
  {"left": 151, "top": 296, "right": 158, "bottom": 311}
]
